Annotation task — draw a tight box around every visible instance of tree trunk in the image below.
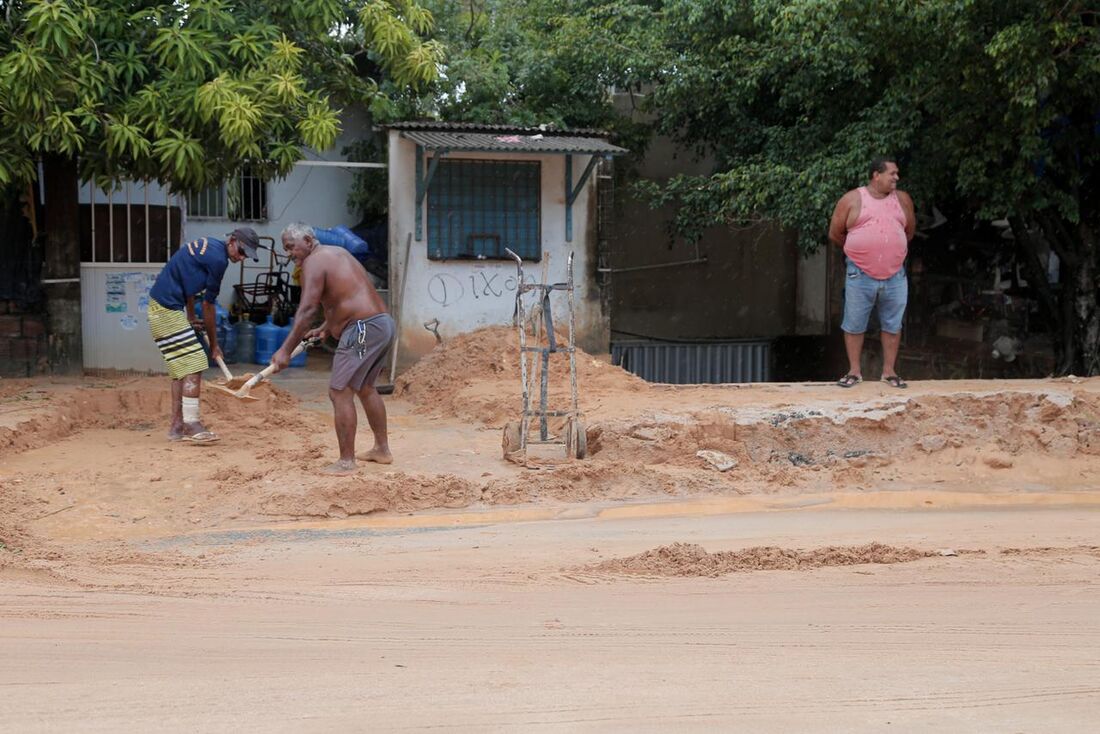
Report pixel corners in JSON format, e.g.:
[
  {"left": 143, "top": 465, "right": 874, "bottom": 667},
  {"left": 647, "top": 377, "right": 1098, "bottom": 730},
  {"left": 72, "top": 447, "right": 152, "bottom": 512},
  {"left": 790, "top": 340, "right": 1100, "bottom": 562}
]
[
  {"left": 1011, "top": 216, "right": 1063, "bottom": 365},
  {"left": 1060, "top": 265, "right": 1078, "bottom": 374},
  {"left": 1014, "top": 213, "right": 1100, "bottom": 376},
  {"left": 1073, "top": 222, "right": 1100, "bottom": 376},
  {"left": 41, "top": 154, "right": 83, "bottom": 374}
]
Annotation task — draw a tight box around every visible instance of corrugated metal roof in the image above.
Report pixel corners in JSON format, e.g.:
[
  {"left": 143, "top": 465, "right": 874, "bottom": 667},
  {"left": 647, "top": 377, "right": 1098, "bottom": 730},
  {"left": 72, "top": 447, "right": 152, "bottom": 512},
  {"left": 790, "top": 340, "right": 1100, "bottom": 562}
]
[
  {"left": 385, "top": 121, "right": 611, "bottom": 137},
  {"left": 400, "top": 129, "right": 627, "bottom": 155}
]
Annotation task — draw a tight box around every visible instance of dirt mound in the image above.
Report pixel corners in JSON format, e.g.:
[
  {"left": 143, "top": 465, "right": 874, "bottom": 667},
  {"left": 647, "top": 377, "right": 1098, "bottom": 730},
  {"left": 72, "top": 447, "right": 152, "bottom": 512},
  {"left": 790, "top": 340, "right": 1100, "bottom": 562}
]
[
  {"left": 251, "top": 461, "right": 716, "bottom": 520},
  {"left": 258, "top": 473, "right": 482, "bottom": 518},
  {"left": 587, "top": 390, "right": 1100, "bottom": 490},
  {"left": 395, "top": 326, "right": 647, "bottom": 425},
  {"left": 0, "top": 377, "right": 292, "bottom": 459},
  {"left": 0, "top": 479, "right": 64, "bottom": 575},
  {"left": 586, "top": 542, "right": 934, "bottom": 577}
]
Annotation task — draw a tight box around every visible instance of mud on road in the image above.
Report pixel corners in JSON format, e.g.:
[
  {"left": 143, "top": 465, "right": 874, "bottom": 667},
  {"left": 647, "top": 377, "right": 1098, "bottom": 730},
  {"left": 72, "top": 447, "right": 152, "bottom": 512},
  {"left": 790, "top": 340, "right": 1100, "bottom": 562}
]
[
  {"left": 2, "top": 328, "right": 1100, "bottom": 577},
  {"left": 2, "top": 329, "right": 1100, "bottom": 730}
]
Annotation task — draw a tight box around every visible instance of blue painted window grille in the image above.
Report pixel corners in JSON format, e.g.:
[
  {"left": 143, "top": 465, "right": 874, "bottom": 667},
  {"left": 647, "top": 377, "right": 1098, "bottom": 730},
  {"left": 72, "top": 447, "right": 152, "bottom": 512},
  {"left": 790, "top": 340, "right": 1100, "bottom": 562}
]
[{"left": 427, "top": 159, "right": 541, "bottom": 260}]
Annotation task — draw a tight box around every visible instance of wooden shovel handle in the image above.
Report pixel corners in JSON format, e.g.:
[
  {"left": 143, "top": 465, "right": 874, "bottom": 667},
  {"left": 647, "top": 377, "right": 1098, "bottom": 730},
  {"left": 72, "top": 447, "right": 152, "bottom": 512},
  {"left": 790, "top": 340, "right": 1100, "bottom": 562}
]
[
  {"left": 214, "top": 355, "right": 234, "bottom": 382},
  {"left": 237, "top": 339, "right": 313, "bottom": 393},
  {"left": 194, "top": 325, "right": 235, "bottom": 382}
]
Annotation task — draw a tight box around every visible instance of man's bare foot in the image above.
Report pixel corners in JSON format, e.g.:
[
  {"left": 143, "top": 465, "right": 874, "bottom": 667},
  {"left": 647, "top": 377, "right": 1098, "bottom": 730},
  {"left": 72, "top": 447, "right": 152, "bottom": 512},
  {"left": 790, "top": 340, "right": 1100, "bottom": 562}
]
[
  {"left": 321, "top": 459, "right": 357, "bottom": 475},
  {"left": 356, "top": 446, "right": 393, "bottom": 464}
]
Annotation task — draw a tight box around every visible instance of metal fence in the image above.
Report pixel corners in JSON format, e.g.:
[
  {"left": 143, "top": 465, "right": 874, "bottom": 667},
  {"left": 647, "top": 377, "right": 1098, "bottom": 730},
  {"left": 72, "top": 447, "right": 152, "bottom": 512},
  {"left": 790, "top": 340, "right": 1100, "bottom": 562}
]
[
  {"left": 79, "top": 181, "right": 185, "bottom": 265},
  {"left": 611, "top": 339, "right": 773, "bottom": 384}
]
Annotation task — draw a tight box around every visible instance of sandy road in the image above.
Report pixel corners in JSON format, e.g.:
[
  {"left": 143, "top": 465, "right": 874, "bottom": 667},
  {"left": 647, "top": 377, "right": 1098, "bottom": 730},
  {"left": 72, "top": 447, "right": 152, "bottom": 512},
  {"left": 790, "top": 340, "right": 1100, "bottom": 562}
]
[
  {"left": 2, "top": 504, "right": 1099, "bottom": 732},
  {"left": 4, "top": 351, "right": 1100, "bottom": 731}
]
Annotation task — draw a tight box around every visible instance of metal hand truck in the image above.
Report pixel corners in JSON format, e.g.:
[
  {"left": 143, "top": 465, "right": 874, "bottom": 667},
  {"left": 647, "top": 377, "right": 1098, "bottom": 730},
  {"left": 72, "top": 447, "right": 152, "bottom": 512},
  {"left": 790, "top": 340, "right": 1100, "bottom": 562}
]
[{"left": 502, "top": 248, "right": 586, "bottom": 462}]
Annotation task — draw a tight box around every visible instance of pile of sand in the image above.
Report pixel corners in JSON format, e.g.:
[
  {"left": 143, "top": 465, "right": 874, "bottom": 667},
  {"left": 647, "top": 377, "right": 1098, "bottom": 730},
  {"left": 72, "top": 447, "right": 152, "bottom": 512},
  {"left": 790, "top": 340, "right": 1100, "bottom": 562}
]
[
  {"left": 586, "top": 542, "right": 934, "bottom": 577},
  {"left": 251, "top": 460, "right": 719, "bottom": 520},
  {"left": 0, "top": 481, "right": 62, "bottom": 571},
  {"left": 0, "top": 377, "right": 291, "bottom": 459},
  {"left": 589, "top": 390, "right": 1100, "bottom": 476},
  {"left": 395, "top": 326, "right": 646, "bottom": 425}
]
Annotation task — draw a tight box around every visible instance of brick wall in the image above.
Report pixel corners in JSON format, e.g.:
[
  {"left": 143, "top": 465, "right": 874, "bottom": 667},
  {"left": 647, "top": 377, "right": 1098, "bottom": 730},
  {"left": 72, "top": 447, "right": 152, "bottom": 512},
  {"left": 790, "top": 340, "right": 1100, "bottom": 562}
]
[{"left": 0, "top": 300, "right": 49, "bottom": 377}]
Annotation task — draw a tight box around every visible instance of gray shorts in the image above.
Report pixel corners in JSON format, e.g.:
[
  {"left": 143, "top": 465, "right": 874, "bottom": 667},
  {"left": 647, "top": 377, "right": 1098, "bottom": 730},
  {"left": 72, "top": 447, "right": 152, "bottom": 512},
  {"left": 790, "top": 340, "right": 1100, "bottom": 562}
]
[{"left": 330, "top": 313, "right": 395, "bottom": 391}]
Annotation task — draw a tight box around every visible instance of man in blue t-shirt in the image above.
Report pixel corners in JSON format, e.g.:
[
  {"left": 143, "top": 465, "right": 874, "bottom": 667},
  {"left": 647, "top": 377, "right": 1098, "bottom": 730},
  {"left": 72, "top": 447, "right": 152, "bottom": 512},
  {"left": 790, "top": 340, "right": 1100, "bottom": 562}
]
[{"left": 147, "top": 227, "right": 260, "bottom": 443}]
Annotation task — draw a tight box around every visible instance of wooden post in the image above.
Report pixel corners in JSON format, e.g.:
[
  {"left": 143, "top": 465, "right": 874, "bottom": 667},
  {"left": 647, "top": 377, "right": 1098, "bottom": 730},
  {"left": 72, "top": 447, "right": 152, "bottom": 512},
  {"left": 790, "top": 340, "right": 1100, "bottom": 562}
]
[{"left": 41, "top": 154, "right": 83, "bottom": 374}]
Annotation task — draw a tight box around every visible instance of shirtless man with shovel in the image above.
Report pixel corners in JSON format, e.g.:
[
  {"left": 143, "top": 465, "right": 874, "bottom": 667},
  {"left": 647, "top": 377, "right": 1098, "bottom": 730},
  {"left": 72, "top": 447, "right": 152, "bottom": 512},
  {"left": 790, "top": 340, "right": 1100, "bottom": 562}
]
[{"left": 270, "top": 222, "right": 395, "bottom": 474}]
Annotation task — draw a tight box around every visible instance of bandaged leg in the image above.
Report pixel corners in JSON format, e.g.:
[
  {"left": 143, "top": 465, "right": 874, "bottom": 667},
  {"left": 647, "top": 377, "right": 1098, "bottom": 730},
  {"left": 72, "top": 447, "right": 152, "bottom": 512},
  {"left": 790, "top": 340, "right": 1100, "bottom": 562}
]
[{"left": 182, "top": 396, "right": 200, "bottom": 424}]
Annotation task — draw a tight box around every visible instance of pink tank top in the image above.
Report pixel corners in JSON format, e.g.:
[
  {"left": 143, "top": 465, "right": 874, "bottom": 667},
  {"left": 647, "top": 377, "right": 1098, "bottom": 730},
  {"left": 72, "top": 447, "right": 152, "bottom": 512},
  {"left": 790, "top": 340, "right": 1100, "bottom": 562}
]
[{"left": 843, "top": 187, "right": 908, "bottom": 279}]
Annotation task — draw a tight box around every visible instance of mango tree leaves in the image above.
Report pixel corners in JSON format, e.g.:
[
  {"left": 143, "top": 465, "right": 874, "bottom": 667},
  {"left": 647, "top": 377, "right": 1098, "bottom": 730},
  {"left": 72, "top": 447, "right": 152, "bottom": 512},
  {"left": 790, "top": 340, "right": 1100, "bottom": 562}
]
[
  {"left": 0, "top": 0, "right": 440, "bottom": 188},
  {"left": 623, "top": 0, "right": 1099, "bottom": 252}
]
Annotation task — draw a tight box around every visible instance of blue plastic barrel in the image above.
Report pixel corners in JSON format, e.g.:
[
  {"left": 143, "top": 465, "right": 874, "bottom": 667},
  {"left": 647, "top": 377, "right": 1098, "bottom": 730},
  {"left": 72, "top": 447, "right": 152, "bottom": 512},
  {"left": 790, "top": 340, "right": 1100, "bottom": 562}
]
[
  {"left": 254, "top": 314, "right": 281, "bottom": 365},
  {"left": 195, "top": 302, "right": 235, "bottom": 362},
  {"left": 220, "top": 320, "right": 237, "bottom": 363},
  {"left": 314, "top": 225, "right": 370, "bottom": 266},
  {"left": 286, "top": 318, "right": 307, "bottom": 367}
]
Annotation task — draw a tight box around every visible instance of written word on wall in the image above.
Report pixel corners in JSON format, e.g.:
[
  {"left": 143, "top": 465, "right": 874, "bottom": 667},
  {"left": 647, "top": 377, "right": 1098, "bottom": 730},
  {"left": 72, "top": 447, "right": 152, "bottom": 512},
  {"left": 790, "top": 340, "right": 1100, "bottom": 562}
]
[{"left": 426, "top": 270, "right": 536, "bottom": 308}]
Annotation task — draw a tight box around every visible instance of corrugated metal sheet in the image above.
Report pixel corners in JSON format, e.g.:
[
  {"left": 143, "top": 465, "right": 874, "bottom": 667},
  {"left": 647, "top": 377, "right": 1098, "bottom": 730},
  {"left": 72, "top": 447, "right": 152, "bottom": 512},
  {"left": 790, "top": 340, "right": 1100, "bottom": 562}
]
[
  {"left": 387, "top": 121, "right": 611, "bottom": 137},
  {"left": 611, "top": 340, "right": 773, "bottom": 384},
  {"left": 401, "top": 130, "right": 627, "bottom": 155}
]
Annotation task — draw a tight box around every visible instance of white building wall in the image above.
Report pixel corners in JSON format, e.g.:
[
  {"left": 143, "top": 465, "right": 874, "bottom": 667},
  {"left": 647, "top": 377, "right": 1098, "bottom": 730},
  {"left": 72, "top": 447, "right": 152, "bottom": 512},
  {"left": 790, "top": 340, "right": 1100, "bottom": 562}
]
[
  {"left": 189, "top": 107, "right": 375, "bottom": 308},
  {"left": 387, "top": 132, "right": 605, "bottom": 366},
  {"left": 186, "top": 163, "right": 359, "bottom": 310},
  {"left": 78, "top": 164, "right": 362, "bottom": 372}
]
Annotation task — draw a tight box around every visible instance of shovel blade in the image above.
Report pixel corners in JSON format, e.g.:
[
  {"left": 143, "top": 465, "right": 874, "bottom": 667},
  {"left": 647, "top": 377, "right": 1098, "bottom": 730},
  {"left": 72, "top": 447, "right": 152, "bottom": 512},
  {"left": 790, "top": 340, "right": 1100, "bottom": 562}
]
[
  {"left": 208, "top": 382, "right": 260, "bottom": 401},
  {"left": 219, "top": 372, "right": 254, "bottom": 390}
]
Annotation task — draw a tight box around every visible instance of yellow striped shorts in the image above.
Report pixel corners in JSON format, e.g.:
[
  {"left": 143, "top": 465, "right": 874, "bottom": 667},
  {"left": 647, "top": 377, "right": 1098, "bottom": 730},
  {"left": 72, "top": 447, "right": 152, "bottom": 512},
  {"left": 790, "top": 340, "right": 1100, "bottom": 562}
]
[{"left": 148, "top": 298, "right": 209, "bottom": 379}]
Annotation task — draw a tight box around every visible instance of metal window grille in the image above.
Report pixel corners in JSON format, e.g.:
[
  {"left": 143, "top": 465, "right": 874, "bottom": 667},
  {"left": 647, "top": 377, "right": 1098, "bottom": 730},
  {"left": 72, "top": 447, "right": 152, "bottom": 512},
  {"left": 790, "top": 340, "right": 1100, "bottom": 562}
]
[
  {"left": 188, "top": 168, "right": 267, "bottom": 222},
  {"left": 79, "top": 180, "right": 184, "bottom": 264},
  {"left": 427, "top": 159, "right": 540, "bottom": 260}
]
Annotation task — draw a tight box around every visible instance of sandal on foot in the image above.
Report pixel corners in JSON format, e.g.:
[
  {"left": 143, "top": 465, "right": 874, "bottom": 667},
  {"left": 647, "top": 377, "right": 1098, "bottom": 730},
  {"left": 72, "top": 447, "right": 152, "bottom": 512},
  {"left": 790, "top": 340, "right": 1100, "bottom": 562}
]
[
  {"left": 881, "top": 375, "right": 908, "bottom": 389},
  {"left": 180, "top": 431, "right": 220, "bottom": 444},
  {"left": 836, "top": 374, "right": 862, "bottom": 388}
]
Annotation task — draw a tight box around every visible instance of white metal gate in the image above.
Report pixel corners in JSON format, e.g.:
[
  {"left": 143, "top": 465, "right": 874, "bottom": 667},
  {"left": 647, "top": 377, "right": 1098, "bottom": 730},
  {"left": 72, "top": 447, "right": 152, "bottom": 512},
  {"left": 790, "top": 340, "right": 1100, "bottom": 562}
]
[{"left": 79, "top": 181, "right": 185, "bottom": 373}]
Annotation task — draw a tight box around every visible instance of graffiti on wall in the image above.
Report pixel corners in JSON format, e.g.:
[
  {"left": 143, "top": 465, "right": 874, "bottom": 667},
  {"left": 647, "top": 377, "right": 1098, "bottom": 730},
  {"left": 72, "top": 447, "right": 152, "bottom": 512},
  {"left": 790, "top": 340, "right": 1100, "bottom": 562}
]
[{"left": 427, "top": 271, "right": 537, "bottom": 308}]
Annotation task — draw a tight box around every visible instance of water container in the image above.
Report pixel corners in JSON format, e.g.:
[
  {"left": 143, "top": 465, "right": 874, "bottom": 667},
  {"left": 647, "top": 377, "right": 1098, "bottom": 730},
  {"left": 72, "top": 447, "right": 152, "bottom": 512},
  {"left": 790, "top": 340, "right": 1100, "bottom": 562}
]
[
  {"left": 254, "top": 314, "right": 282, "bottom": 365},
  {"left": 195, "top": 302, "right": 229, "bottom": 323},
  {"left": 196, "top": 303, "right": 234, "bottom": 362},
  {"left": 219, "top": 320, "right": 237, "bottom": 363},
  {"left": 276, "top": 318, "right": 291, "bottom": 361},
  {"left": 286, "top": 317, "right": 307, "bottom": 368},
  {"left": 314, "top": 225, "right": 370, "bottom": 267},
  {"left": 235, "top": 318, "right": 256, "bottom": 366}
]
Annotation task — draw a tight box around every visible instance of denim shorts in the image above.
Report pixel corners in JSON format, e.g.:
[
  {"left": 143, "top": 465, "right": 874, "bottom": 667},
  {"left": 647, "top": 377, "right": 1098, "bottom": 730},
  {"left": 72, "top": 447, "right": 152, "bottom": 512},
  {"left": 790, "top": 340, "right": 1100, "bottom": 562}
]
[{"left": 841, "top": 261, "right": 908, "bottom": 334}]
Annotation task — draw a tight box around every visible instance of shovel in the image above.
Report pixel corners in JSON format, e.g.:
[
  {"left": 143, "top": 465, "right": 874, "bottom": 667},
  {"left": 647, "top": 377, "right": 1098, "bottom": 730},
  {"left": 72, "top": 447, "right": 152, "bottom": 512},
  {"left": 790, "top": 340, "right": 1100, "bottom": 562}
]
[
  {"left": 212, "top": 339, "right": 315, "bottom": 401},
  {"left": 213, "top": 355, "right": 255, "bottom": 390},
  {"left": 195, "top": 327, "right": 255, "bottom": 392}
]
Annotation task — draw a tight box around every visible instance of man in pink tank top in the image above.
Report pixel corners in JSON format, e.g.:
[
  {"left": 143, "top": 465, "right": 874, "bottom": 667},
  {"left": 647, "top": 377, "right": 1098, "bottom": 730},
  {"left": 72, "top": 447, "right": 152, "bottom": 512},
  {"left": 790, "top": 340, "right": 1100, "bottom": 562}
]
[{"left": 828, "top": 158, "right": 916, "bottom": 388}]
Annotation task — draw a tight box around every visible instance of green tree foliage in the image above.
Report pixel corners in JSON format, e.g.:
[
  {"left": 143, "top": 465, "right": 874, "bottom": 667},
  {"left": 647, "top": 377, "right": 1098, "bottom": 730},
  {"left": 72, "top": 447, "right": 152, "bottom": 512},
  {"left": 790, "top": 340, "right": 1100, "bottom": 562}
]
[
  {"left": 344, "top": 0, "right": 659, "bottom": 221},
  {"left": 0, "top": 0, "right": 441, "bottom": 190},
  {"left": 598, "top": 0, "right": 1097, "bottom": 374},
  {"left": 378, "top": 1, "right": 655, "bottom": 142}
]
